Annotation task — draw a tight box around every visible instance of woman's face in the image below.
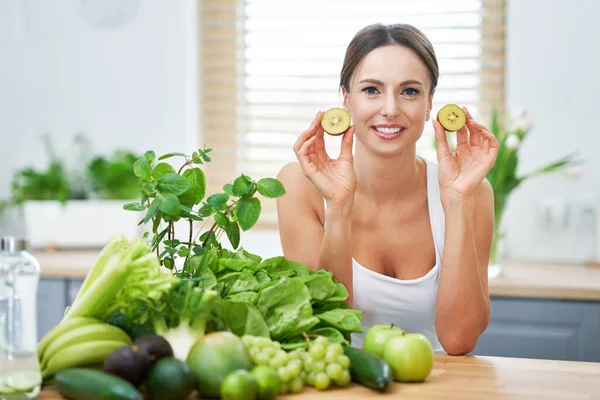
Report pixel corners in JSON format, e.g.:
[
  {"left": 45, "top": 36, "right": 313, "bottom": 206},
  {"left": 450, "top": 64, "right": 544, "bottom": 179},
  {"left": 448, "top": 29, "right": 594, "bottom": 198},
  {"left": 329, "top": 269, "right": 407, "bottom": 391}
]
[{"left": 343, "top": 44, "right": 433, "bottom": 157}]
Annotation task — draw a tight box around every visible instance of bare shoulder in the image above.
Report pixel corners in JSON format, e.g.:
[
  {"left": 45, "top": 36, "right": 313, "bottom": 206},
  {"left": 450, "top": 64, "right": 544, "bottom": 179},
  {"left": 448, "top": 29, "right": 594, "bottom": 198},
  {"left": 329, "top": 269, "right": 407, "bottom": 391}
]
[{"left": 277, "top": 162, "right": 325, "bottom": 223}]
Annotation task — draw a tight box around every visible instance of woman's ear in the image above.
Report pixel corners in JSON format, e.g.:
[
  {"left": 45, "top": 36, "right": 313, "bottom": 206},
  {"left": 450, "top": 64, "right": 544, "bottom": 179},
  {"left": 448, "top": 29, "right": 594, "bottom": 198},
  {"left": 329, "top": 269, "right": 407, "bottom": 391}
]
[
  {"left": 426, "top": 90, "right": 435, "bottom": 121},
  {"left": 341, "top": 85, "right": 349, "bottom": 110}
]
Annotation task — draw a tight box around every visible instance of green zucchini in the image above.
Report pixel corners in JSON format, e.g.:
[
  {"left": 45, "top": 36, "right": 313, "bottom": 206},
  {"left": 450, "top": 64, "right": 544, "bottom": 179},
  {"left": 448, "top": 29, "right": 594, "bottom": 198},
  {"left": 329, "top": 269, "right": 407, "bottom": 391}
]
[
  {"left": 343, "top": 345, "right": 392, "bottom": 392},
  {"left": 54, "top": 368, "right": 143, "bottom": 400}
]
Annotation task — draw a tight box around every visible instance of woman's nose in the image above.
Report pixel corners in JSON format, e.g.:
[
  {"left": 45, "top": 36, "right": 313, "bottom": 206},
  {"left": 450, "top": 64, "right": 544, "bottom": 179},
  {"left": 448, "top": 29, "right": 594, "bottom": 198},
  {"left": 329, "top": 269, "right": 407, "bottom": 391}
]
[{"left": 381, "top": 94, "right": 400, "bottom": 118}]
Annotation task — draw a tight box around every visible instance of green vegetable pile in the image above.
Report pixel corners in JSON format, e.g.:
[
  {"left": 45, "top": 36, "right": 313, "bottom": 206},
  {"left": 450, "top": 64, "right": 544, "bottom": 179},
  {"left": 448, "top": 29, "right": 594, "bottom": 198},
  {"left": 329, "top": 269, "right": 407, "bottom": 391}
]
[{"left": 102, "top": 148, "right": 362, "bottom": 355}]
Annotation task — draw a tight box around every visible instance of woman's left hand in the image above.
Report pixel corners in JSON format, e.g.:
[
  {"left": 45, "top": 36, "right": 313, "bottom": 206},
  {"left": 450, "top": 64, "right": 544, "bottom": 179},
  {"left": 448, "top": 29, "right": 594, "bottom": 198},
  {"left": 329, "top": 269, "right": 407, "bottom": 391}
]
[{"left": 433, "top": 106, "right": 500, "bottom": 200}]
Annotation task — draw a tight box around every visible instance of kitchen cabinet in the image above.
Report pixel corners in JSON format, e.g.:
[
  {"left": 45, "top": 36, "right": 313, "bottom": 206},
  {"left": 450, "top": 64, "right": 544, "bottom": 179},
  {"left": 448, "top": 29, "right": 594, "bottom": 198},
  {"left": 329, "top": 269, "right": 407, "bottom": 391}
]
[
  {"left": 36, "top": 278, "right": 83, "bottom": 341},
  {"left": 473, "top": 297, "right": 600, "bottom": 362},
  {"left": 36, "top": 278, "right": 68, "bottom": 341}
]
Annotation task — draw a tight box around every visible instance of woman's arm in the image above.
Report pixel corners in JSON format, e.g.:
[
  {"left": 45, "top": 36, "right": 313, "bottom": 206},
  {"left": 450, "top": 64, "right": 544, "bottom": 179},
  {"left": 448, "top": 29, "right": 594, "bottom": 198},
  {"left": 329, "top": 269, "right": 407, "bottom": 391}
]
[
  {"left": 276, "top": 163, "right": 355, "bottom": 304},
  {"left": 432, "top": 106, "right": 499, "bottom": 355},
  {"left": 435, "top": 180, "right": 494, "bottom": 355},
  {"left": 277, "top": 111, "right": 358, "bottom": 303}
]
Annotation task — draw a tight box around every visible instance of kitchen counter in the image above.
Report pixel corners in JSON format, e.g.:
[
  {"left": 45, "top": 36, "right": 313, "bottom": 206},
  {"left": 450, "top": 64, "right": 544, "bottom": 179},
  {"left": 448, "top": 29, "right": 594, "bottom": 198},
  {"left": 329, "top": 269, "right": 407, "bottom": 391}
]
[
  {"left": 37, "top": 353, "right": 600, "bottom": 399},
  {"left": 33, "top": 249, "right": 600, "bottom": 301}
]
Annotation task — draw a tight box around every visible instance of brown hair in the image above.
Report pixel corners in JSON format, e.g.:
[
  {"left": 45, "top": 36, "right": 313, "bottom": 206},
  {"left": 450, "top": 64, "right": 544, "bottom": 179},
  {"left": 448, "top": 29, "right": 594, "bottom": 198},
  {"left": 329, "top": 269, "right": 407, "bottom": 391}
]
[{"left": 340, "top": 23, "right": 439, "bottom": 95}]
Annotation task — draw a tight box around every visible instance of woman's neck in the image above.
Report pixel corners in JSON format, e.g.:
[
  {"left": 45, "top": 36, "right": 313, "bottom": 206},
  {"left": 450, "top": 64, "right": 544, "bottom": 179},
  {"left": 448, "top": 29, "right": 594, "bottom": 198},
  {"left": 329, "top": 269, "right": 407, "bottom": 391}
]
[{"left": 353, "top": 143, "right": 424, "bottom": 204}]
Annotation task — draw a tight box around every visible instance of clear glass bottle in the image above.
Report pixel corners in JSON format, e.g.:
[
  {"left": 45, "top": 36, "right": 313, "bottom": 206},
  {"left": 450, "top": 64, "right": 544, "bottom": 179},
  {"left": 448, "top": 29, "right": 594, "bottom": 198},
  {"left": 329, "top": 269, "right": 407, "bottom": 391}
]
[{"left": 0, "top": 237, "right": 41, "bottom": 399}]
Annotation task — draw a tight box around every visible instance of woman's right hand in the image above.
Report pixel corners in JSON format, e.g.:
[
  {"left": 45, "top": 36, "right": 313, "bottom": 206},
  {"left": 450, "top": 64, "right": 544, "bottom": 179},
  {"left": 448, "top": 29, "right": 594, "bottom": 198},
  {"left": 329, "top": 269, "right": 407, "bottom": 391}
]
[{"left": 293, "top": 111, "right": 357, "bottom": 211}]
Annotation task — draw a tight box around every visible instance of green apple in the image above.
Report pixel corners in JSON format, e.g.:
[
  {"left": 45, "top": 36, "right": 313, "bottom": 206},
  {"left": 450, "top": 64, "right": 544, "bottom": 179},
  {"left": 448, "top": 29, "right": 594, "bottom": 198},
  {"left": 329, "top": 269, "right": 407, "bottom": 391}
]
[
  {"left": 382, "top": 333, "right": 434, "bottom": 382},
  {"left": 363, "top": 324, "right": 405, "bottom": 358}
]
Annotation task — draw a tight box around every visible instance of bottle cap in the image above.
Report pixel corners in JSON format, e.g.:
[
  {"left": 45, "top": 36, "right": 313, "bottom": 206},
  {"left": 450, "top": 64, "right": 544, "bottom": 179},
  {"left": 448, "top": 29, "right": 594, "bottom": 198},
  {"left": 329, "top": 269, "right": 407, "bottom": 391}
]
[{"left": 0, "top": 237, "right": 29, "bottom": 252}]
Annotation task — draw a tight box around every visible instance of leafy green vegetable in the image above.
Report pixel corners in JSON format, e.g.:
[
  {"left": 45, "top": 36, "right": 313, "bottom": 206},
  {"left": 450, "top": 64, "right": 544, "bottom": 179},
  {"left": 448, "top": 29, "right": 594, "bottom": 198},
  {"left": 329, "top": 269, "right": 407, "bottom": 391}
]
[{"left": 104, "top": 148, "right": 362, "bottom": 350}]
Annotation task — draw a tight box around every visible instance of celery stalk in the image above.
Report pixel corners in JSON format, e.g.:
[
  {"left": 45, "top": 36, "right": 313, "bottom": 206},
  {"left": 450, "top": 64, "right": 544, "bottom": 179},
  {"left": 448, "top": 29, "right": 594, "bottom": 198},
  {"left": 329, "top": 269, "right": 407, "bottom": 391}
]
[
  {"left": 64, "top": 258, "right": 130, "bottom": 320},
  {"left": 71, "top": 235, "right": 128, "bottom": 307},
  {"left": 64, "top": 239, "right": 160, "bottom": 321}
]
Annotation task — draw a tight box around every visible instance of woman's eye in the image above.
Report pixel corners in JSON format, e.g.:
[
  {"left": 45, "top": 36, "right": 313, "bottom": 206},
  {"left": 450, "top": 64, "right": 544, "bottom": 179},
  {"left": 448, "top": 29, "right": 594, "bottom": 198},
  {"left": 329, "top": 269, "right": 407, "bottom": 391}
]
[
  {"left": 403, "top": 88, "right": 419, "bottom": 96},
  {"left": 362, "top": 86, "right": 379, "bottom": 95}
]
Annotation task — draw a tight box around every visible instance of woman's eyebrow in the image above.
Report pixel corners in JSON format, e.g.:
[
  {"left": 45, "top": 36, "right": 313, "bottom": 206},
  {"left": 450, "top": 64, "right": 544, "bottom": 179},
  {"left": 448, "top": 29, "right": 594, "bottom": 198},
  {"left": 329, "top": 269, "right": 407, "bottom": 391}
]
[{"left": 358, "top": 78, "right": 423, "bottom": 86}]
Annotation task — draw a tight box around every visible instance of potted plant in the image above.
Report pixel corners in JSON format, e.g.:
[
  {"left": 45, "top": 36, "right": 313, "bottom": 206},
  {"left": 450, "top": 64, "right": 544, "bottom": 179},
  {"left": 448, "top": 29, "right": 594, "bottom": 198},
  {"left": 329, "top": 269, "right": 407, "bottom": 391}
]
[
  {"left": 1, "top": 134, "right": 146, "bottom": 249},
  {"left": 485, "top": 109, "right": 581, "bottom": 277}
]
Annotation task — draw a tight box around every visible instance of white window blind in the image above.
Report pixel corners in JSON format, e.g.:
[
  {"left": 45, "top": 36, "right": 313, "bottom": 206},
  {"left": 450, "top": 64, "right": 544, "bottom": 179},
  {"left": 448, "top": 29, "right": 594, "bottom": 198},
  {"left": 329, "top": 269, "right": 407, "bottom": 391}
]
[{"left": 200, "top": 0, "right": 505, "bottom": 228}]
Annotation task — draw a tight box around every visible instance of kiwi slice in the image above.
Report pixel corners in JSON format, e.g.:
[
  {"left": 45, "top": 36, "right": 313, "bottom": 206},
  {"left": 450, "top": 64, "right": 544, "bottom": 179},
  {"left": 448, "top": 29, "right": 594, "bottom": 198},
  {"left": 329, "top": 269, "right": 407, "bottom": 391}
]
[
  {"left": 437, "top": 104, "right": 466, "bottom": 132},
  {"left": 321, "top": 107, "right": 351, "bottom": 135}
]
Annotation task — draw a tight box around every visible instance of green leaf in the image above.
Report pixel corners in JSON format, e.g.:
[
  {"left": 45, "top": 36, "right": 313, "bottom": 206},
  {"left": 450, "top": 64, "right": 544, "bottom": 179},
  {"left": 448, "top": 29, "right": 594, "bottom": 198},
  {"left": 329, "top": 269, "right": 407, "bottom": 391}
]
[
  {"left": 143, "top": 150, "right": 156, "bottom": 164},
  {"left": 223, "top": 184, "right": 234, "bottom": 196},
  {"left": 225, "top": 291, "right": 259, "bottom": 304},
  {"left": 156, "top": 193, "right": 181, "bottom": 216},
  {"left": 123, "top": 202, "right": 146, "bottom": 212},
  {"left": 225, "top": 220, "right": 240, "bottom": 249},
  {"left": 152, "top": 210, "right": 163, "bottom": 233},
  {"left": 301, "top": 270, "right": 339, "bottom": 302},
  {"left": 158, "top": 152, "right": 186, "bottom": 160},
  {"left": 152, "top": 162, "right": 177, "bottom": 179},
  {"left": 199, "top": 149, "right": 212, "bottom": 162},
  {"left": 214, "top": 299, "right": 270, "bottom": 338},
  {"left": 198, "top": 204, "right": 214, "bottom": 217},
  {"left": 257, "top": 178, "right": 286, "bottom": 198},
  {"left": 180, "top": 168, "right": 206, "bottom": 205},
  {"left": 163, "top": 258, "right": 174, "bottom": 270},
  {"left": 214, "top": 212, "right": 229, "bottom": 229},
  {"left": 142, "top": 198, "right": 160, "bottom": 224},
  {"left": 178, "top": 247, "right": 190, "bottom": 257},
  {"left": 156, "top": 173, "right": 190, "bottom": 196},
  {"left": 233, "top": 175, "right": 254, "bottom": 196},
  {"left": 256, "top": 277, "right": 320, "bottom": 341},
  {"left": 314, "top": 309, "right": 363, "bottom": 334},
  {"left": 133, "top": 159, "right": 151, "bottom": 181},
  {"left": 228, "top": 270, "right": 260, "bottom": 295},
  {"left": 206, "top": 193, "right": 230, "bottom": 208},
  {"left": 237, "top": 197, "right": 261, "bottom": 231},
  {"left": 191, "top": 151, "right": 204, "bottom": 164}
]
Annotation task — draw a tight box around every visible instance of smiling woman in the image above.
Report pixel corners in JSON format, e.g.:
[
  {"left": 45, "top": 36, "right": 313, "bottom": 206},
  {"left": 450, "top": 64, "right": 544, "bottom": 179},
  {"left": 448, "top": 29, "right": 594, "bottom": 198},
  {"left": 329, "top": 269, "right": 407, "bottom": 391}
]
[
  {"left": 276, "top": 23, "right": 499, "bottom": 356},
  {"left": 199, "top": 0, "right": 506, "bottom": 229}
]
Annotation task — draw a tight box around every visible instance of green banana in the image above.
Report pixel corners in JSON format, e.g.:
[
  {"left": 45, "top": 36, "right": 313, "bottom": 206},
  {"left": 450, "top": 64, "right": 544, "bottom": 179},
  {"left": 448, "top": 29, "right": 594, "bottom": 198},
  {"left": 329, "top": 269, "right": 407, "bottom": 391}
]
[
  {"left": 42, "top": 339, "right": 129, "bottom": 380},
  {"left": 37, "top": 317, "right": 104, "bottom": 360},
  {"left": 41, "top": 323, "right": 132, "bottom": 370}
]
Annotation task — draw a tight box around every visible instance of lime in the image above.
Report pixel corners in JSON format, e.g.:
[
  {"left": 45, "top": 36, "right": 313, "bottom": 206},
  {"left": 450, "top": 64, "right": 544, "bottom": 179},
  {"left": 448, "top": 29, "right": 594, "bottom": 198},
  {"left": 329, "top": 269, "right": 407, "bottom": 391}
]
[
  {"left": 251, "top": 365, "right": 280, "bottom": 400},
  {"left": 145, "top": 358, "right": 195, "bottom": 400},
  {"left": 220, "top": 369, "right": 259, "bottom": 400}
]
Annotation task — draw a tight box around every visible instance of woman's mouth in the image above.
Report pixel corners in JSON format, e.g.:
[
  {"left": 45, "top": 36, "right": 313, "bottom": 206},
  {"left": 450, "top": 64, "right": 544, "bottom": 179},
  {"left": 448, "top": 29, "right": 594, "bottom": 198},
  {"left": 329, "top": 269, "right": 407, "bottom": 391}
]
[{"left": 371, "top": 125, "right": 405, "bottom": 140}]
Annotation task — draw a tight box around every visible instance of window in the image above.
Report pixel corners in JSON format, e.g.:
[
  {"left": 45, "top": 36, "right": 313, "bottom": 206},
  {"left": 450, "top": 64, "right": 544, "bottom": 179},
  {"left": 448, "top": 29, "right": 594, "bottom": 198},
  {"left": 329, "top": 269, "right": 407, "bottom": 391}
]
[{"left": 200, "top": 0, "right": 505, "bottom": 228}]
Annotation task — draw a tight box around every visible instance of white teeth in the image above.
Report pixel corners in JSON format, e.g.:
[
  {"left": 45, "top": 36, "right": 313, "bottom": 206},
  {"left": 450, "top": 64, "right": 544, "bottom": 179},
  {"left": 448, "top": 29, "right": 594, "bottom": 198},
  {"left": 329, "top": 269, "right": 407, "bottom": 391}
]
[{"left": 374, "top": 127, "right": 402, "bottom": 134}]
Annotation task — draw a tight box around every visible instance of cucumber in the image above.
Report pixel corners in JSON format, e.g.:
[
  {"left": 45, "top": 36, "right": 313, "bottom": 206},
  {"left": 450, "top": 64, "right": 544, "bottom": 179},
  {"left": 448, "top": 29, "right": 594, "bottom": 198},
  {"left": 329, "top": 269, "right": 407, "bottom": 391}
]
[
  {"left": 54, "top": 368, "right": 143, "bottom": 400},
  {"left": 343, "top": 345, "right": 392, "bottom": 392}
]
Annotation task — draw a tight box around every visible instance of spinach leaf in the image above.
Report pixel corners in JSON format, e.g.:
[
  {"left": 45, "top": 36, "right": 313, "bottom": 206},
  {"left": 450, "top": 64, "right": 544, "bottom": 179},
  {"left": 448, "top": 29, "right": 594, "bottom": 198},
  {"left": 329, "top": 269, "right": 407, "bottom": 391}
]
[
  {"left": 256, "top": 277, "right": 320, "bottom": 341},
  {"left": 314, "top": 309, "right": 363, "bottom": 334}
]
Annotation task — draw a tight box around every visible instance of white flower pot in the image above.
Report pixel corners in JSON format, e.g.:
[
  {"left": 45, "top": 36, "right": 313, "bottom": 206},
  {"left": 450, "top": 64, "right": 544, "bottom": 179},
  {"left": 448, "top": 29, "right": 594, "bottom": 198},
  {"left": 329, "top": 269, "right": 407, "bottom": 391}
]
[{"left": 23, "top": 200, "right": 146, "bottom": 249}]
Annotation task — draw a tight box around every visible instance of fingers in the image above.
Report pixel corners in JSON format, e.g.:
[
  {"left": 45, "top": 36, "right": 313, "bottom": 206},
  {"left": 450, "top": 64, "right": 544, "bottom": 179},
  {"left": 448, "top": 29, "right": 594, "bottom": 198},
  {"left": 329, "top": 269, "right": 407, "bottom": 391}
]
[
  {"left": 433, "top": 119, "right": 452, "bottom": 160},
  {"left": 339, "top": 126, "right": 355, "bottom": 161},
  {"left": 456, "top": 123, "right": 469, "bottom": 147},
  {"left": 293, "top": 111, "right": 322, "bottom": 154},
  {"left": 464, "top": 107, "right": 482, "bottom": 146},
  {"left": 295, "top": 135, "right": 318, "bottom": 171},
  {"left": 466, "top": 112, "right": 498, "bottom": 153}
]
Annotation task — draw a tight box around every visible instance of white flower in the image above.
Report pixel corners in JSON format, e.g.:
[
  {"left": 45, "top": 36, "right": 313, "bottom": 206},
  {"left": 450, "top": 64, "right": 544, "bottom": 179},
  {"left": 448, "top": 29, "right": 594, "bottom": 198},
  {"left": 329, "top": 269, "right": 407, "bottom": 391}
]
[
  {"left": 505, "top": 134, "right": 520, "bottom": 150},
  {"left": 562, "top": 166, "right": 583, "bottom": 180}
]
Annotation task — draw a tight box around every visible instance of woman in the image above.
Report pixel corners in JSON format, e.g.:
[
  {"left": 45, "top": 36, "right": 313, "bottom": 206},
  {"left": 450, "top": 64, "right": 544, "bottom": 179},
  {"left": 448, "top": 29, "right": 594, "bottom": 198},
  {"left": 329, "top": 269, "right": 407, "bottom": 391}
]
[{"left": 276, "top": 23, "right": 499, "bottom": 356}]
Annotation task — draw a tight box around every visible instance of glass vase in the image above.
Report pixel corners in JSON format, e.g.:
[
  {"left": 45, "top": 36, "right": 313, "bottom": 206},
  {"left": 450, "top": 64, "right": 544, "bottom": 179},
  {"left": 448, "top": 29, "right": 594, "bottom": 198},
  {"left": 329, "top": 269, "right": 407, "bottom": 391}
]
[{"left": 488, "top": 229, "right": 506, "bottom": 279}]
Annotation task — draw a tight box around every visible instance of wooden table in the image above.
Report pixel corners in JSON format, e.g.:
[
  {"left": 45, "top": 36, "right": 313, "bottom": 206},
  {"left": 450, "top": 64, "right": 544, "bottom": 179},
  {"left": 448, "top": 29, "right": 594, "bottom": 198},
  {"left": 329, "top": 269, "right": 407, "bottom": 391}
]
[{"left": 37, "top": 354, "right": 600, "bottom": 399}]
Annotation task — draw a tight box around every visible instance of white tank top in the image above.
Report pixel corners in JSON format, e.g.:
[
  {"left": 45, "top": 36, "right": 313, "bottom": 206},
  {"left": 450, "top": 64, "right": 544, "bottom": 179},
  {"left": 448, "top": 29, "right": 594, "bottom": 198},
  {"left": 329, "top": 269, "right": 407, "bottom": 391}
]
[{"left": 325, "top": 157, "right": 446, "bottom": 353}]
